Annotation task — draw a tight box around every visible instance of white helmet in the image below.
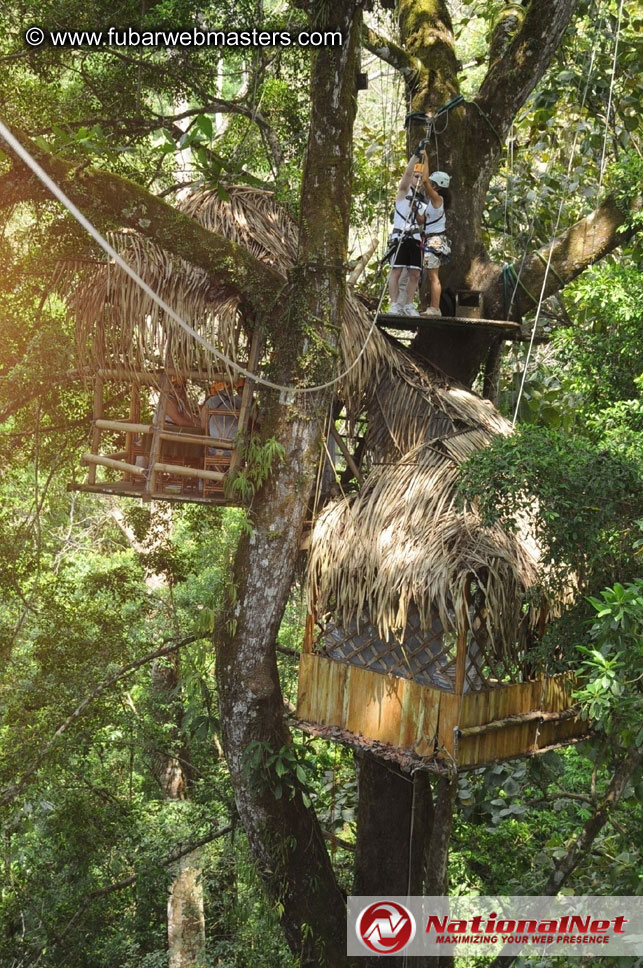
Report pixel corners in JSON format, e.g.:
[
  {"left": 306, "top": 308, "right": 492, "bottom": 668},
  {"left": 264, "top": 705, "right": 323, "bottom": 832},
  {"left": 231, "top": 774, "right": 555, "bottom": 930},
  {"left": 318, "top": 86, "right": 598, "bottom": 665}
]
[{"left": 429, "top": 170, "right": 450, "bottom": 188}]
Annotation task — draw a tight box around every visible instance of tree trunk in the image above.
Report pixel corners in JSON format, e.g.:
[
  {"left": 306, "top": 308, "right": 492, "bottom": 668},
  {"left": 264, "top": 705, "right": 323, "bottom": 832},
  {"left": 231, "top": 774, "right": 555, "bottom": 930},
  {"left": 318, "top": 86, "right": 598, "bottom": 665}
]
[
  {"left": 151, "top": 657, "right": 206, "bottom": 968},
  {"left": 354, "top": 756, "right": 430, "bottom": 897},
  {"left": 216, "top": 3, "right": 363, "bottom": 964}
]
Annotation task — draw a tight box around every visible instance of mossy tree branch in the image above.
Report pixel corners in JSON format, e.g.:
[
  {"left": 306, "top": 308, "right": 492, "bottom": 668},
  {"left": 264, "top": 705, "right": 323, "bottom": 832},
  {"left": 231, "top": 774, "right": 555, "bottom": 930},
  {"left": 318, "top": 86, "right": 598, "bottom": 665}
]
[
  {"left": 362, "top": 24, "right": 423, "bottom": 87},
  {"left": 0, "top": 126, "right": 284, "bottom": 316},
  {"left": 505, "top": 194, "right": 635, "bottom": 314},
  {"left": 475, "top": 0, "right": 578, "bottom": 146}
]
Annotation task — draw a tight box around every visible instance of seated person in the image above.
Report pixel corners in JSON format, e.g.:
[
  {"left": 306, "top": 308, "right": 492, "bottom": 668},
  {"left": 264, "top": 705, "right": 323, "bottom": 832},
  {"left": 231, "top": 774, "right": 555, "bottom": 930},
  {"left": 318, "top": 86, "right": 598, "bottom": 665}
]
[
  {"left": 200, "top": 380, "right": 244, "bottom": 462},
  {"left": 165, "top": 378, "right": 201, "bottom": 429},
  {"left": 162, "top": 379, "right": 202, "bottom": 463}
]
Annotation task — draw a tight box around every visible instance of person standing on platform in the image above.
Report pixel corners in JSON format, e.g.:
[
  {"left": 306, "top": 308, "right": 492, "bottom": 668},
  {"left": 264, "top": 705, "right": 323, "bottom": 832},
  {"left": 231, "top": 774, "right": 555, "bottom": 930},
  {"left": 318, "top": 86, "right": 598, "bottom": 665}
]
[
  {"left": 420, "top": 165, "right": 452, "bottom": 317},
  {"left": 387, "top": 154, "right": 428, "bottom": 317}
]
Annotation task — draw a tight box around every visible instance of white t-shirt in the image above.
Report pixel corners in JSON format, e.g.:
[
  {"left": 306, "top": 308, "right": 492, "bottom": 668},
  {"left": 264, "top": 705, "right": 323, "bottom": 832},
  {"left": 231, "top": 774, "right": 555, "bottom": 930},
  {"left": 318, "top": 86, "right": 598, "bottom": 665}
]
[
  {"left": 393, "top": 193, "right": 427, "bottom": 239},
  {"left": 423, "top": 199, "right": 446, "bottom": 235}
]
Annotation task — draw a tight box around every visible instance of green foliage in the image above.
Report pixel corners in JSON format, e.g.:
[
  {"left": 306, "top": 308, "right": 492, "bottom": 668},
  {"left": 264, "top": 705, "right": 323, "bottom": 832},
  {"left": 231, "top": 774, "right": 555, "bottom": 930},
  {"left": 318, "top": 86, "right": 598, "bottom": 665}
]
[
  {"left": 231, "top": 435, "right": 285, "bottom": 502},
  {"left": 575, "top": 579, "right": 643, "bottom": 743},
  {"left": 452, "top": 747, "right": 643, "bottom": 897},
  {"left": 244, "top": 738, "right": 315, "bottom": 807},
  {"left": 606, "top": 153, "right": 643, "bottom": 231},
  {"left": 457, "top": 425, "right": 642, "bottom": 593}
]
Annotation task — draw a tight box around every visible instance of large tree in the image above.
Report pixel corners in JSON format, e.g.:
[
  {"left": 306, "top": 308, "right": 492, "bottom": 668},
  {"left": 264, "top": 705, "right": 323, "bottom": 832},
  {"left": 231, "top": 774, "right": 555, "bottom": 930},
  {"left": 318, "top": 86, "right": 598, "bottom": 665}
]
[{"left": 1, "top": 0, "right": 640, "bottom": 965}]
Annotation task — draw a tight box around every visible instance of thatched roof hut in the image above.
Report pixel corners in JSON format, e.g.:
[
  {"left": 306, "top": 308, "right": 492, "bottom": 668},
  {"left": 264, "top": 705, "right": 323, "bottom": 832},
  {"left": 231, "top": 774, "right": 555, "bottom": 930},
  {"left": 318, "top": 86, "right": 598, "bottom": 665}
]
[
  {"left": 68, "top": 187, "right": 559, "bottom": 644},
  {"left": 64, "top": 186, "right": 585, "bottom": 761}
]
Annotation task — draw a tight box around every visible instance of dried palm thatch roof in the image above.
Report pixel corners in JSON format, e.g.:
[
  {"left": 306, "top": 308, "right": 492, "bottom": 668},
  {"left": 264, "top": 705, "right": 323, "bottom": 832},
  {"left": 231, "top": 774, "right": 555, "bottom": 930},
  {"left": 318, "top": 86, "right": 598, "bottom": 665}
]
[
  {"left": 64, "top": 185, "right": 402, "bottom": 393},
  {"left": 64, "top": 186, "right": 568, "bottom": 649}
]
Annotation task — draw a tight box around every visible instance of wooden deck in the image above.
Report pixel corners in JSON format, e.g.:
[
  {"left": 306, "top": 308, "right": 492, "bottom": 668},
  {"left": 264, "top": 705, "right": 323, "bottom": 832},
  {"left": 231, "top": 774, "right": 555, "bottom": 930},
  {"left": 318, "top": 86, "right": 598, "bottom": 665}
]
[
  {"left": 296, "top": 653, "right": 589, "bottom": 770},
  {"left": 68, "top": 481, "right": 231, "bottom": 506},
  {"left": 376, "top": 312, "right": 521, "bottom": 339}
]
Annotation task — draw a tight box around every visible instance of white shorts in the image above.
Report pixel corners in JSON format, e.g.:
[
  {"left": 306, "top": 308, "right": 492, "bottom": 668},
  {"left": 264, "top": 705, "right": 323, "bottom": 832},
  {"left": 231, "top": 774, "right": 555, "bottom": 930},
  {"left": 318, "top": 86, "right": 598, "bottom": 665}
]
[{"left": 423, "top": 235, "right": 451, "bottom": 269}]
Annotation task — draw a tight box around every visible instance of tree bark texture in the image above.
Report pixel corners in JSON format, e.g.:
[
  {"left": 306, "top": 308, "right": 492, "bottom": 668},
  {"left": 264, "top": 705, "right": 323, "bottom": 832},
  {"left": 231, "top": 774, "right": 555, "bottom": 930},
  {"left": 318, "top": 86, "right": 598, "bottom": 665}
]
[
  {"left": 353, "top": 759, "right": 433, "bottom": 968},
  {"left": 216, "top": 3, "right": 363, "bottom": 965},
  {"left": 354, "top": 756, "right": 430, "bottom": 896},
  {"left": 151, "top": 657, "right": 206, "bottom": 968}
]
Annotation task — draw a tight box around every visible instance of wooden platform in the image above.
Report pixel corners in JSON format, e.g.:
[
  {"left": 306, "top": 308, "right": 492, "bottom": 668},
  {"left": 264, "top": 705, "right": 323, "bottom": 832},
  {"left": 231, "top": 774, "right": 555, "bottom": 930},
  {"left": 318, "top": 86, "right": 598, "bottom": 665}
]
[
  {"left": 68, "top": 481, "right": 230, "bottom": 506},
  {"left": 376, "top": 312, "right": 521, "bottom": 339},
  {"left": 296, "top": 653, "right": 589, "bottom": 771}
]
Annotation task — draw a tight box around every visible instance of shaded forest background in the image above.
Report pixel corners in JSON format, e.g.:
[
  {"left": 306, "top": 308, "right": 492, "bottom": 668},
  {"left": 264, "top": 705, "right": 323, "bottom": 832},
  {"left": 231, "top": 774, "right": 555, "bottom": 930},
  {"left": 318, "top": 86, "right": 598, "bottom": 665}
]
[{"left": 0, "top": 0, "right": 642, "bottom": 966}]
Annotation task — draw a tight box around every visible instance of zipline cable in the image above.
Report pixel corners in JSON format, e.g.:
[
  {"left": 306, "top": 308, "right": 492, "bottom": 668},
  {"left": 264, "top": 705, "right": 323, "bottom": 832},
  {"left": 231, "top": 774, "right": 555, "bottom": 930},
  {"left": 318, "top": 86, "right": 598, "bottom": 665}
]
[
  {"left": 0, "top": 120, "right": 391, "bottom": 399},
  {"left": 511, "top": 0, "right": 623, "bottom": 425},
  {"left": 598, "top": 0, "right": 625, "bottom": 188},
  {"left": 505, "top": 0, "right": 607, "bottom": 321}
]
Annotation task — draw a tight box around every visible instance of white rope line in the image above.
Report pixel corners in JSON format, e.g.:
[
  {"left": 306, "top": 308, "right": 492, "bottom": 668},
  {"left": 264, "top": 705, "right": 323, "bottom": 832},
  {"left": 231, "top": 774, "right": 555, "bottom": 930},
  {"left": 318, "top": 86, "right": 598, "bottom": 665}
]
[
  {"left": 0, "top": 119, "right": 385, "bottom": 398},
  {"left": 506, "top": 0, "right": 607, "bottom": 319},
  {"left": 598, "top": 0, "right": 625, "bottom": 189},
  {"left": 511, "top": 0, "right": 614, "bottom": 423}
]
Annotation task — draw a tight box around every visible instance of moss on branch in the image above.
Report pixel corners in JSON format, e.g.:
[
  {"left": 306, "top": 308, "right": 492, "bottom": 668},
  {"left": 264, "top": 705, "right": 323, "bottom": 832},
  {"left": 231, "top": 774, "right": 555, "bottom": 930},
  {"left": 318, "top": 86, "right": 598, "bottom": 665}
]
[{"left": 0, "top": 126, "right": 283, "bottom": 316}]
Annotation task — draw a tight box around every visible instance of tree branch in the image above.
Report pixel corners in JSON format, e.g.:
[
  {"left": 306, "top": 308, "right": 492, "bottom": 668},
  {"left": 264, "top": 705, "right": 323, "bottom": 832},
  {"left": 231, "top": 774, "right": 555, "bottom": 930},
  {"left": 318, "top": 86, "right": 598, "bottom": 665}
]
[
  {"left": 1, "top": 634, "right": 200, "bottom": 807},
  {"left": 362, "top": 24, "right": 423, "bottom": 87},
  {"left": 488, "top": 742, "right": 643, "bottom": 968},
  {"left": 0, "top": 126, "right": 284, "bottom": 314},
  {"left": 475, "top": 0, "right": 579, "bottom": 145},
  {"left": 507, "top": 194, "right": 635, "bottom": 314}
]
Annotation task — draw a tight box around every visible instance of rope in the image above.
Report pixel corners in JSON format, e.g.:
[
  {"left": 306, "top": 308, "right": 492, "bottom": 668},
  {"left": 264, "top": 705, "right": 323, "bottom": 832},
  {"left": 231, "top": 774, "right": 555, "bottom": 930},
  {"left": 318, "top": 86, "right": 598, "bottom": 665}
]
[
  {"left": 505, "top": 0, "right": 607, "bottom": 320},
  {"left": 469, "top": 99, "right": 503, "bottom": 144},
  {"left": 0, "top": 120, "right": 382, "bottom": 399},
  {"left": 512, "top": 0, "right": 620, "bottom": 425},
  {"left": 502, "top": 263, "right": 539, "bottom": 316},
  {"left": 534, "top": 249, "right": 567, "bottom": 288},
  {"left": 598, "top": 0, "right": 625, "bottom": 188}
]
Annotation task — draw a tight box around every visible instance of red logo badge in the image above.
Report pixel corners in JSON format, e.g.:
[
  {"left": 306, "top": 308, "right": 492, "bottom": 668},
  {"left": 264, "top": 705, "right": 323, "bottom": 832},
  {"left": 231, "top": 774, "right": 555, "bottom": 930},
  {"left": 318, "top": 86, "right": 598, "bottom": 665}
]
[{"left": 356, "top": 900, "right": 416, "bottom": 954}]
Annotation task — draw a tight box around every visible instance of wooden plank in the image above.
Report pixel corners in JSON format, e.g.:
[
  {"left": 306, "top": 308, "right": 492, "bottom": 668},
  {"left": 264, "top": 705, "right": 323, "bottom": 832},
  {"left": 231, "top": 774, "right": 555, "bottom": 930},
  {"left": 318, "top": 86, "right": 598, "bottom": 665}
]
[
  {"left": 82, "top": 453, "right": 145, "bottom": 477},
  {"left": 88, "top": 375, "right": 103, "bottom": 484},
  {"left": 345, "top": 664, "right": 402, "bottom": 747},
  {"left": 376, "top": 313, "right": 521, "bottom": 338},
  {"left": 437, "top": 691, "right": 459, "bottom": 761},
  {"left": 412, "top": 680, "right": 441, "bottom": 758},
  {"left": 295, "top": 656, "right": 586, "bottom": 768},
  {"left": 296, "top": 652, "right": 316, "bottom": 721}
]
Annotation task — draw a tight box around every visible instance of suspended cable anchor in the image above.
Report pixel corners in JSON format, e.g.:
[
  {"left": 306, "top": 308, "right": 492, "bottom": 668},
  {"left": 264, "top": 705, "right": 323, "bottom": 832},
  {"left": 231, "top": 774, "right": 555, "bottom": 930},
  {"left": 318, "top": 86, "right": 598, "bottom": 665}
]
[{"left": 404, "top": 94, "right": 465, "bottom": 129}]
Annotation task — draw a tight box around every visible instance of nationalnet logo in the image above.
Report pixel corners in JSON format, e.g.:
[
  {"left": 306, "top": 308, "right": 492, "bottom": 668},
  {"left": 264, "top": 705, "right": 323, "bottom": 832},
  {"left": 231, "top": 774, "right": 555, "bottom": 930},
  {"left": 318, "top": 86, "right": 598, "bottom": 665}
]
[
  {"left": 355, "top": 900, "right": 416, "bottom": 954},
  {"left": 348, "top": 896, "right": 643, "bottom": 958}
]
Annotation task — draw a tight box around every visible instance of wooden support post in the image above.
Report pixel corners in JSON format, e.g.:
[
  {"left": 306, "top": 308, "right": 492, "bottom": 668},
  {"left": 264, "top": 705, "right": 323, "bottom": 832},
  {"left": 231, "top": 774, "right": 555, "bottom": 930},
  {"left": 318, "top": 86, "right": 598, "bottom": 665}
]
[
  {"left": 229, "top": 329, "right": 262, "bottom": 476},
  {"left": 126, "top": 385, "right": 140, "bottom": 466},
  {"left": 88, "top": 375, "right": 103, "bottom": 484},
  {"left": 329, "top": 425, "right": 364, "bottom": 485},
  {"left": 450, "top": 580, "right": 471, "bottom": 764},
  {"left": 303, "top": 613, "right": 315, "bottom": 654},
  {"left": 145, "top": 374, "right": 169, "bottom": 497}
]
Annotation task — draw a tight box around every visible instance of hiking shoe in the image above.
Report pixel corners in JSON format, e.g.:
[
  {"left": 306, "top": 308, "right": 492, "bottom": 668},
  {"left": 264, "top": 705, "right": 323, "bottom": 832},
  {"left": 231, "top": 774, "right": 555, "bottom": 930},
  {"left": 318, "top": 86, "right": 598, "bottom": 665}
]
[
  {"left": 388, "top": 302, "right": 404, "bottom": 315},
  {"left": 403, "top": 304, "right": 420, "bottom": 317},
  {"left": 422, "top": 306, "right": 441, "bottom": 316}
]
